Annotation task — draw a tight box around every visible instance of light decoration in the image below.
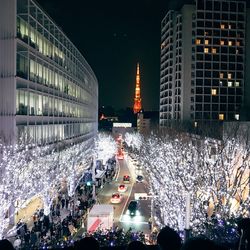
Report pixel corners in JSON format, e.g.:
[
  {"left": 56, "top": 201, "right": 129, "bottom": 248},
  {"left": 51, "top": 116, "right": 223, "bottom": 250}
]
[
  {"left": 0, "top": 133, "right": 117, "bottom": 239},
  {"left": 124, "top": 132, "right": 143, "bottom": 151},
  {"left": 124, "top": 129, "right": 250, "bottom": 237},
  {"left": 95, "top": 133, "right": 117, "bottom": 165}
]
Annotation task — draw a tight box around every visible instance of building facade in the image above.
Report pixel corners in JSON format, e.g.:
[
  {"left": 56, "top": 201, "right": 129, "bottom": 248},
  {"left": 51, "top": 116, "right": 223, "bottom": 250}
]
[
  {"left": 160, "top": 0, "right": 248, "bottom": 127},
  {"left": 0, "top": 0, "right": 98, "bottom": 145}
]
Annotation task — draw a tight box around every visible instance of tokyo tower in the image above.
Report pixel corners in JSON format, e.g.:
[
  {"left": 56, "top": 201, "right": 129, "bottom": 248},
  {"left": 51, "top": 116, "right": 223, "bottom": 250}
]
[{"left": 133, "top": 63, "right": 142, "bottom": 114}]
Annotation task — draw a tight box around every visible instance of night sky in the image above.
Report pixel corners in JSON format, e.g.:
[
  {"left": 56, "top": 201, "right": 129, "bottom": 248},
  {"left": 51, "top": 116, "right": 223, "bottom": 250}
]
[{"left": 35, "top": 0, "right": 197, "bottom": 111}]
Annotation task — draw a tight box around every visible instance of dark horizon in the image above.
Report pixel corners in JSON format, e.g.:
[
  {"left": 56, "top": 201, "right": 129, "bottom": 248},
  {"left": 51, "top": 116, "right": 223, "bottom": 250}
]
[
  {"left": 36, "top": 0, "right": 250, "bottom": 111},
  {"left": 35, "top": 0, "right": 197, "bottom": 111}
]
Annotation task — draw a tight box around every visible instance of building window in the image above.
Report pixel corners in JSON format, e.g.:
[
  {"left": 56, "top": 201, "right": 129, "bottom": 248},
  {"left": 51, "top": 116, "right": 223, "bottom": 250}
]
[
  {"left": 220, "top": 40, "right": 225, "bottom": 45},
  {"left": 219, "top": 114, "right": 224, "bottom": 120},
  {"left": 235, "top": 114, "right": 240, "bottom": 120},
  {"left": 204, "top": 48, "right": 209, "bottom": 53},
  {"left": 228, "top": 24, "right": 231, "bottom": 29},
  {"left": 221, "top": 24, "right": 225, "bottom": 29},
  {"left": 220, "top": 73, "right": 224, "bottom": 78},
  {"left": 212, "top": 48, "right": 217, "bottom": 54},
  {"left": 228, "top": 41, "right": 233, "bottom": 46},
  {"left": 194, "top": 121, "right": 198, "bottom": 128},
  {"left": 205, "top": 39, "right": 209, "bottom": 45},
  {"left": 228, "top": 73, "right": 232, "bottom": 79},
  {"left": 235, "top": 81, "right": 240, "bottom": 87},
  {"left": 236, "top": 41, "right": 240, "bottom": 46},
  {"left": 196, "top": 39, "right": 201, "bottom": 45},
  {"left": 211, "top": 89, "right": 217, "bottom": 96},
  {"left": 228, "top": 81, "right": 232, "bottom": 87}
]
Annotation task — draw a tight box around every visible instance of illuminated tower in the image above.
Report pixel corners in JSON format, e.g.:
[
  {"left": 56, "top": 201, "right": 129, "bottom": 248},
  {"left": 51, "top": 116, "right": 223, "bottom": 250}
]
[{"left": 133, "top": 63, "right": 142, "bottom": 114}]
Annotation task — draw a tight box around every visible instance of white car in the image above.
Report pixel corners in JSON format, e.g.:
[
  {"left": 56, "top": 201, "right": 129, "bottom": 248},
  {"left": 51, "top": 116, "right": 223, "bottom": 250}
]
[
  {"left": 110, "top": 193, "right": 123, "bottom": 204},
  {"left": 118, "top": 184, "right": 127, "bottom": 193}
]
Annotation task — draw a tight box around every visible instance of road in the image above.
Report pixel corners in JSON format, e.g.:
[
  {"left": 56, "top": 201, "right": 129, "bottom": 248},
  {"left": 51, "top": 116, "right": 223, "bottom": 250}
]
[{"left": 98, "top": 154, "right": 151, "bottom": 234}]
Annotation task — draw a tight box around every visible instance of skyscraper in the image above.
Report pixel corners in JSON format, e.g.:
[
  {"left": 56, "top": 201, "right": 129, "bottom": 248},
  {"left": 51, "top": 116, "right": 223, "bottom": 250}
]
[
  {"left": 160, "top": 0, "right": 249, "bottom": 127},
  {"left": 133, "top": 63, "right": 142, "bottom": 114}
]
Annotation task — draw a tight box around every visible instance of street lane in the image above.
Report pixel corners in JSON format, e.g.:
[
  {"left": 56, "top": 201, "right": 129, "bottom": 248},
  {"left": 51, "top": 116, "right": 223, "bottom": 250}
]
[{"left": 98, "top": 154, "right": 151, "bottom": 234}]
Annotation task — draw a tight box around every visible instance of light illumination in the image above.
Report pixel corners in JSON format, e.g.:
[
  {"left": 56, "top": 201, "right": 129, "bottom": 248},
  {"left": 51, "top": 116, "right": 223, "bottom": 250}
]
[
  {"left": 211, "top": 89, "right": 217, "bottom": 96},
  {"left": 219, "top": 113, "right": 224, "bottom": 121},
  {"left": 0, "top": 133, "right": 117, "bottom": 239},
  {"left": 124, "top": 131, "right": 250, "bottom": 234}
]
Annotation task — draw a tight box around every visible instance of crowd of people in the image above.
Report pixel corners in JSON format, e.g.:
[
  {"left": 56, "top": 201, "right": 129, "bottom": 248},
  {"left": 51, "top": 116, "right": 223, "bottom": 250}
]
[
  {"left": 1, "top": 156, "right": 249, "bottom": 250},
  {"left": 1, "top": 220, "right": 250, "bottom": 249},
  {"left": 5, "top": 157, "right": 117, "bottom": 249},
  {"left": 13, "top": 187, "right": 95, "bottom": 249}
]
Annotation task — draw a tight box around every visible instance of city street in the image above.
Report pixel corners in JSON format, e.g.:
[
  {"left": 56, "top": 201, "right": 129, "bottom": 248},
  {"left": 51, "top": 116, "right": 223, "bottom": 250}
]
[{"left": 98, "top": 154, "right": 151, "bottom": 234}]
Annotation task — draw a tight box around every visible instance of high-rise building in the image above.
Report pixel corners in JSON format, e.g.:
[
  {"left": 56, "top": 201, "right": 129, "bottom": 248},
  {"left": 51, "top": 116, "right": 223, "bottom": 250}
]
[
  {"left": 133, "top": 63, "right": 142, "bottom": 114},
  {"left": 0, "top": 0, "right": 98, "bottom": 145},
  {"left": 160, "top": 0, "right": 249, "bottom": 127}
]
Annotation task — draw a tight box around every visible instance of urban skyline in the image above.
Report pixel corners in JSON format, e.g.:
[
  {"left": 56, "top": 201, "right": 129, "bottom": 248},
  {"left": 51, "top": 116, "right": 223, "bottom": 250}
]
[
  {"left": 35, "top": 0, "right": 197, "bottom": 111},
  {"left": 0, "top": 0, "right": 250, "bottom": 248}
]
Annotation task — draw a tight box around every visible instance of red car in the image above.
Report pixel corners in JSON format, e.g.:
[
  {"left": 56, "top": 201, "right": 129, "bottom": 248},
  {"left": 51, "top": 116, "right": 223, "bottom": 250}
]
[
  {"left": 123, "top": 175, "right": 130, "bottom": 184},
  {"left": 118, "top": 184, "right": 127, "bottom": 193},
  {"left": 110, "top": 193, "right": 123, "bottom": 204}
]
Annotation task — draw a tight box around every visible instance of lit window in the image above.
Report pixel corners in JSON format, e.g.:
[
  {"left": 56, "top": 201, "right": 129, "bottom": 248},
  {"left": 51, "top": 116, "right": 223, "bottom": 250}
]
[
  {"left": 212, "top": 48, "right": 217, "bottom": 54},
  {"left": 220, "top": 40, "right": 225, "bottom": 45},
  {"left": 228, "top": 24, "right": 231, "bottom": 29},
  {"left": 219, "top": 114, "right": 224, "bottom": 121},
  {"left": 220, "top": 73, "right": 224, "bottom": 78},
  {"left": 235, "top": 114, "right": 240, "bottom": 120},
  {"left": 194, "top": 121, "right": 198, "bottom": 128},
  {"left": 196, "top": 39, "right": 201, "bottom": 45},
  {"left": 236, "top": 41, "right": 240, "bottom": 46},
  {"left": 236, "top": 49, "right": 239, "bottom": 54},
  {"left": 205, "top": 40, "right": 209, "bottom": 45},
  {"left": 228, "top": 81, "right": 232, "bottom": 87},
  {"left": 219, "top": 81, "right": 223, "bottom": 85},
  {"left": 228, "top": 73, "right": 232, "bottom": 79},
  {"left": 221, "top": 24, "right": 225, "bottom": 29},
  {"left": 211, "top": 89, "right": 217, "bottom": 96},
  {"left": 204, "top": 48, "right": 209, "bottom": 53},
  {"left": 235, "top": 81, "right": 240, "bottom": 87},
  {"left": 228, "top": 41, "right": 233, "bottom": 46}
]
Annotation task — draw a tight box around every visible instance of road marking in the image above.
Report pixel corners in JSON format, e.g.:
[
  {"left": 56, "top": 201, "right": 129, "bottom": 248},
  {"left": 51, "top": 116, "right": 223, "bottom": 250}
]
[
  {"left": 119, "top": 159, "right": 135, "bottom": 222},
  {"left": 115, "top": 159, "right": 121, "bottom": 181},
  {"left": 119, "top": 218, "right": 148, "bottom": 225}
]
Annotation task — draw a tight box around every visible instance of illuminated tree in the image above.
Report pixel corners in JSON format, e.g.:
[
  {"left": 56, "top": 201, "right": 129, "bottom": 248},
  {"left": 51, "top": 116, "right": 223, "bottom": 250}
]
[
  {"left": 0, "top": 132, "right": 117, "bottom": 238},
  {"left": 95, "top": 132, "right": 117, "bottom": 164},
  {"left": 124, "top": 128, "right": 250, "bottom": 235}
]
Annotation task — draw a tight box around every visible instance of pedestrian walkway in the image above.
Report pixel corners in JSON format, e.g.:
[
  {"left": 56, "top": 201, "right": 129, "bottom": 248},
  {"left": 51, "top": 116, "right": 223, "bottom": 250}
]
[{"left": 15, "top": 196, "right": 43, "bottom": 229}]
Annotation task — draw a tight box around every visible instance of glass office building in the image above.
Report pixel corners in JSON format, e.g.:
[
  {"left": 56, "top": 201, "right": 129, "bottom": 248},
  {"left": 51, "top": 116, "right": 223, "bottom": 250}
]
[{"left": 0, "top": 0, "right": 98, "bottom": 145}]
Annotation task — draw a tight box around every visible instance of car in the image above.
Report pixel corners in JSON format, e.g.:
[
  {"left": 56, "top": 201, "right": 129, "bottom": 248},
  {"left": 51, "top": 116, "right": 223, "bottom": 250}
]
[
  {"left": 123, "top": 175, "right": 130, "bottom": 184},
  {"left": 136, "top": 175, "right": 144, "bottom": 183},
  {"left": 118, "top": 184, "right": 127, "bottom": 193},
  {"left": 110, "top": 193, "right": 123, "bottom": 204},
  {"left": 126, "top": 200, "right": 140, "bottom": 216}
]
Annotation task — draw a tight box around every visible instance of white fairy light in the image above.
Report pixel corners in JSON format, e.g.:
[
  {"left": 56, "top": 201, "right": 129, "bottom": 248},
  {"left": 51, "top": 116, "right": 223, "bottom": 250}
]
[
  {"left": 0, "top": 133, "right": 117, "bottom": 238},
  {"left": 124, "top": 130, "right": 250, "bottom": 234}
]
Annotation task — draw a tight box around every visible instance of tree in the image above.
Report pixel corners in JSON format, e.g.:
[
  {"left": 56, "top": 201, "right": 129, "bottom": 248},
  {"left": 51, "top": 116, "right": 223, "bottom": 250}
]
[{"left": 124, "top": 126, "right": 250, "bottom": 235}]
